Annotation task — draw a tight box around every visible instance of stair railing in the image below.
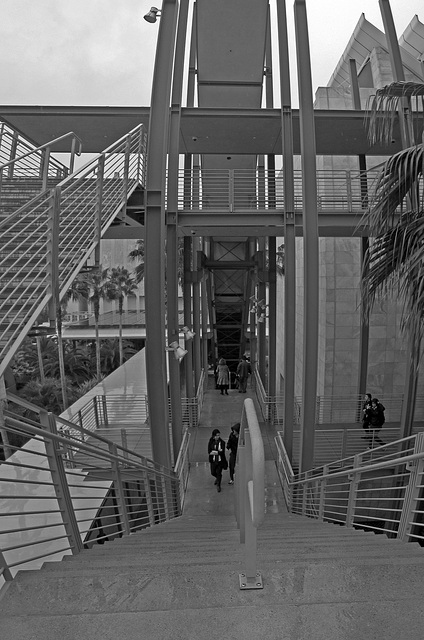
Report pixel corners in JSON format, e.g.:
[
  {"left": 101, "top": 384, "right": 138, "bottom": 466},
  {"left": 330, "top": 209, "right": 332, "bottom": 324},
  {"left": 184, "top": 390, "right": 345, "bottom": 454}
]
[
  {"left": 0, "top": 130, "right": 82, "bottom": 208},
  {"left": 236, "top": 397, "right": 265, "bottom": 590},
  {"left": 0, "top": 124, "right": 147, "bottom": 377},
  {"left": 275, "top": 430, "right": 424, "bottom": 543},
  {"left": 0, "top": 396, "right": 182, "bottom": 584}
]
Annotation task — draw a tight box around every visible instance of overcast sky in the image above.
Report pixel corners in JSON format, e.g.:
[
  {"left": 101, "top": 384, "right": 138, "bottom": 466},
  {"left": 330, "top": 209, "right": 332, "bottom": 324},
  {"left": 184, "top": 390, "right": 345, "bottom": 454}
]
[{"left": 0, "top": 0, "right": 422, "bottom": 108}]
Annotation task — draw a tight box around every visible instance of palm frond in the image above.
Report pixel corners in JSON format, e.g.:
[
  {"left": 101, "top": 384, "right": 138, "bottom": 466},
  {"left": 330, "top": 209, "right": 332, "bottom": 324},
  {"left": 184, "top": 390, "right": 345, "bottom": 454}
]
[{"left": 367, "top": 81, "right": 424, "bottom": 146}]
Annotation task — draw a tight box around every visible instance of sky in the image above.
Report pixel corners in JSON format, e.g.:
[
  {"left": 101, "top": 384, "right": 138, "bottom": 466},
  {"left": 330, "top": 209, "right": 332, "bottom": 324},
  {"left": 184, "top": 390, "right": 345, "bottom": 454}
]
[{"left": 0, "top": 0, "right": 422, "bottom": 109}]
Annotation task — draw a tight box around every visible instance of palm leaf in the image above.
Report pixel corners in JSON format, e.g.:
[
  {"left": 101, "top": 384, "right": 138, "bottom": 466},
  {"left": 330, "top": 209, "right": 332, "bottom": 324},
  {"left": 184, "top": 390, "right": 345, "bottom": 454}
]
[{"left": 367, "top": 81, "right": 424, "bottom": 146}]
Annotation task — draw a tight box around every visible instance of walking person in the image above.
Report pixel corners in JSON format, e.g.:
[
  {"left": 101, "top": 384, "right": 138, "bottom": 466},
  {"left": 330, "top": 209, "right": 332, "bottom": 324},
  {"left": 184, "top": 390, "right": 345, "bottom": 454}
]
[
  {"left": 367, "top": 398, "right": 386, "bottom": 448},
  {"left": 216, "top": 358, "right": 230, "bottom": 395},
  {"left": 208, "top": 429, "right": 227, "bottom": 492},
  {"left": 236, "top": 355, "right": 251, "bottom": 393},
  {"left": 361, "top": 393, "right": 372, "bottom": 440},
  {"left": 226, "top": 422, "right": 240, "bottom": 484}
]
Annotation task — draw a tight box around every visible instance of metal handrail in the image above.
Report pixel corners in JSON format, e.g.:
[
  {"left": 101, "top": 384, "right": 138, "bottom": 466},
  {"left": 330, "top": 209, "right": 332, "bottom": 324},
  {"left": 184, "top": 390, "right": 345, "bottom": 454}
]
[
  {"left": 0, "top": 131, "right": 82, "bottom": 173},
  {"left": 0, "top": 398, "right": 186, "bottom": 584},
  {"left": 236, "top": 398, "right": 265, "bottom": 589},
  {"left": 275, "top": 430, "right": 424, "bottom": 543}
]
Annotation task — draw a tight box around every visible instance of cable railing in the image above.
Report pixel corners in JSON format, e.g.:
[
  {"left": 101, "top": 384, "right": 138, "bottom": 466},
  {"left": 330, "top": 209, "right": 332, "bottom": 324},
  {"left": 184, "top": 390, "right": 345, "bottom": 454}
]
[
  {"left": 275, "top": 430, "right": 424, "bottom": 543},
  {"left": 0, "top": 122, "right": 76, "bottom": 193},
  {"left": 0, "top": 394, "right": 188, "bottom": 585},
  {"left": 235, "top": 398, "right": 265, "bottom": 590},
  {"left": 177, "top": 168, "right": 382, "bottom": 213},
  {"left": 0, "top": 124, "right": 147, "bottom": 377},
  {"left": 253, "top": 369, "right": 424, "bottom": 426}
]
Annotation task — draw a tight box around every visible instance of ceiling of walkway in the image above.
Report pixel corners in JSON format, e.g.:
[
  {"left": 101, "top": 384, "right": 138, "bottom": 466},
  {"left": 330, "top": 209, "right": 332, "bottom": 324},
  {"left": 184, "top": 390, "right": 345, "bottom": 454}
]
[{"left": 0, "top": 106, "right": 404, "bottom": 156}]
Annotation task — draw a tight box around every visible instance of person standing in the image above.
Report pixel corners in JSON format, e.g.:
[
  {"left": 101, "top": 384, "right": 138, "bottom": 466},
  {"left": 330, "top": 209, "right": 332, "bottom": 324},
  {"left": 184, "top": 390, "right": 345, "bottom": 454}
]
[
  {"left": 216, "top": 358, "right": 230, "bottom": 395},
  {"left": 236, "top": 355, "right": 251, "bottom": 393},
  {"left": 226, "top": 422, "right": 240, "bottom": 484},
  {"left": 208, "top": 428, "right": 227, "bottom": 492}
]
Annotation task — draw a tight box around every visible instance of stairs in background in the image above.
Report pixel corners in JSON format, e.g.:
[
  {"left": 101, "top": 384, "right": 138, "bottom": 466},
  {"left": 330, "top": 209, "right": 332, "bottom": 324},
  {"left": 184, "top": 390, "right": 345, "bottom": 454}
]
[{"left": 1, "top": 510, "right": 424, "bottom": 639}]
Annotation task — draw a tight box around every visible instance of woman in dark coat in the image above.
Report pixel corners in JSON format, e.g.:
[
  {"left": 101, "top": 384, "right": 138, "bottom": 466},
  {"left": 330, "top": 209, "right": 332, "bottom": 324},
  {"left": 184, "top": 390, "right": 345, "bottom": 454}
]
[
  {"left": 226, "top": 422, "right": 240, "bottom": 484},
  {"left": 208, "top": 428, "right": 227, "bottom": 492}
]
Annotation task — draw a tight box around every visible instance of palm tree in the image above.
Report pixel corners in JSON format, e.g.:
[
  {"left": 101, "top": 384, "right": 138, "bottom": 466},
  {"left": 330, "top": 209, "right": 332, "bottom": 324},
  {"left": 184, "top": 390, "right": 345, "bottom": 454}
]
[
  {"left": 128, "top": 239, "right": 145, "bottom": 283},
  {"left": 362, "top": 81, "right": 424, "bottom": 337},
  {"left": 55, "top": 275, "right": 91, "bottom": 408},
  {"left": 361, "top": 81, "right": 424, "bottom": 434},
  {"left": 106, "top": 266, "right": 137, "bottom": 366},
  {"left": 87, "top": 268, "right": 110, "bottom": 381}
]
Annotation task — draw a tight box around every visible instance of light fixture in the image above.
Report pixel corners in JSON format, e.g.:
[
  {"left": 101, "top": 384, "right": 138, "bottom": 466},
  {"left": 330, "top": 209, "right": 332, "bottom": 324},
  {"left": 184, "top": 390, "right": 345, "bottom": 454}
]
[
  {"left": 143, "top": 6, "right": 161, "bottom": 22},
  {"left": 182, "top": 326, "right": 195, "bottom": 340},
  {"left": 166, "top": 341, "right": 188, "bottom": 362}
]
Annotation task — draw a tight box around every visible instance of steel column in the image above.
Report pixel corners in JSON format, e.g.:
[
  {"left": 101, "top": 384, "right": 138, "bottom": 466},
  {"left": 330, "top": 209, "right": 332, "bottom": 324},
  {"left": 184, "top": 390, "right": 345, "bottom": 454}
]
[
  {"left": 277, "top": 0, "right": 296, "bottom": 460},
  {"left": 349, "top": 58, "right": 370, "bottom": 403},
  {"left": 144, "top": 0, "right": 179, "bottom": 469},
  {"left": 294, "top": 0, "right": 319, "bottom": 473},
  {"left": 166, "top": 0, "right": 190, "bottom": 460}
]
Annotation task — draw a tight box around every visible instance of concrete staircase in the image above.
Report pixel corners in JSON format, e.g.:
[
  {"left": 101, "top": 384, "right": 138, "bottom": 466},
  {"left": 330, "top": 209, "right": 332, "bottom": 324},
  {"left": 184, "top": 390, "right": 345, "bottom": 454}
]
[{"left": 1, "top": 480, "right": 424, "bottom": 639}]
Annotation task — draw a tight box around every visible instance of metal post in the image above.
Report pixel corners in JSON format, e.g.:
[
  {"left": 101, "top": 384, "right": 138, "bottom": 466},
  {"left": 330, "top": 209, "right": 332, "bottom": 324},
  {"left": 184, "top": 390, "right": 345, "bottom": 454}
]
[
  {"left": 276, "top": 0, "right": 296, "bottom": 462},
  {"left": 43, "top": 413, "right": 84, "bottom": 554},
  {"left": 397, "top": 433, "right": 424, "bottom": 541},
  {"left": 166, "top": 0, "right": 190, "bottom": 460},
  {"left": 47, "top": 187, "right": 60, "bottom": 328},
  {"left": 294, "top": 0, "right": 319, "bottom": 473},
  {"left": 109, "top": 442, "right": 131, "bottom": 536},
  {"left": 41, "top": 146, "right": 50, "bottom": 192},
  {"left": 349, "top": 58, "right": 370, "bottom": 402},
  {"left": 183, "top": 236, "right": 195, "bottom": 400},
  {"left": 192, "top": 239, "right": 202, "bottom": 387},
  {"left": 346, "top": 456, "right": 361, "bottom": 527},
  {"left": 144, "top": 0, "right": 179, "bottom": 469},
  {"left": 268, "top": 236, "right": 277, "bottom": 423}
]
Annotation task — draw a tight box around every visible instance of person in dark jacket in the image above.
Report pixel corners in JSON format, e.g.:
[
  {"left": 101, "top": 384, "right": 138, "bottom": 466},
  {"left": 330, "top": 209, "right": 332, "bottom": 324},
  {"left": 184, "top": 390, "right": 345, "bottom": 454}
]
[
  {"left": 236, "top": 356, "right": 251, "bottom": 393},
  {"left": 226, "top": 422, "right": 240, "bottom": 484},
  {"left": 208, "top": 428, "right": 227, "bottom": 492},
  {"left": 366, "top": 398, "right": 386, "bottom": 448}
]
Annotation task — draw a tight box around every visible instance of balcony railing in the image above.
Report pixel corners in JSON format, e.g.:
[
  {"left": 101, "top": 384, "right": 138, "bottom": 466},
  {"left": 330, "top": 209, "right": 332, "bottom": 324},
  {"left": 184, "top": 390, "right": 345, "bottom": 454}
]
[{"left": 177, "top": 168, "right": 381, "bottom": 213}]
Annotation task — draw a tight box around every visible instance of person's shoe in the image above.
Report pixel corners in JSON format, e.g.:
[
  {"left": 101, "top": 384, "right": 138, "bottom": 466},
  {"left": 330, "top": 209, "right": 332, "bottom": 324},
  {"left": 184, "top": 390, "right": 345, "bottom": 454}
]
[
  {"left": 214, "top": 479, "right": 218, "bottom": 485},
  {"left": 228, "top": 480, "right": 234, "bottom": 485},
  {"left": 225, "top": 391, "right": 229, "bottom": 395},
  {"left": 239, "top": 390, "right": 242, "bottom": 393},
  {"left": 217, "top": 486, "right": 221, "bottom": 492}
]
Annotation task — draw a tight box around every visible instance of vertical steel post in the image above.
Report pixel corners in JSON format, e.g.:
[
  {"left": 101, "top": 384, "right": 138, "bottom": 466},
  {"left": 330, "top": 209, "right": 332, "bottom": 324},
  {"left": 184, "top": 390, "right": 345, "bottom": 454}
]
[
  {"left": 183, "top": 235, "right": 195, "bottom": 400},
  {"left": 109, "top": 442, "right": 131, "bottom": 536},
  {"left": 349, "top": 58, "right": 370, "bottom": 403},
  {"left": 43, "top": 412, "right": 83, "bottom": 554},
  {"left": 294, "top": 0, "right": 319, "bottom": 473},
  {"left": 166, "top": 0, "right": 190, "bottom": 459},
  {"left": 144, "top": 0, "right": 179, "bottom": 469},
  {"left": 277, "top": 0, "right": 296, "bottom": 462},
  {"left": 192, "top": 238, "right": 202, "bottom": 387}
]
